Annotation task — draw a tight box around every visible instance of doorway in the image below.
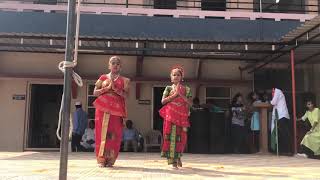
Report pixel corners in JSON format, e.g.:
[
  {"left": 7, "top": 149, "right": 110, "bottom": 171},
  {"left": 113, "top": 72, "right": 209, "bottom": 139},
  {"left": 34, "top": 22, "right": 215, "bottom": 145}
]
[
  {"left": 153, "top": 87, "right": 166, "bottom": 132},
  {"left": 27, "top": 84, "right": 63, "bottom": 149}
]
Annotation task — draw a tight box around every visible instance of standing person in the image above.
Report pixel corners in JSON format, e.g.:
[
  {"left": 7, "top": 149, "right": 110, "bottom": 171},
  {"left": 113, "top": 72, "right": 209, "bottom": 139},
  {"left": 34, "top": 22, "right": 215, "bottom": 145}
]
[
  {"left": 72, "top": 101, "right": 88, "bottom": 152},
  {"left": 248, "top": 92, "right": 261, "bottom": 152},
  {"left": 297, "top": 99, "right": 320, "bottom": 159},
  {"left": 231, "top": 93, "right": 247, "bottom": 153},
  {"left": 270, "top": 88, "right": 292, "bottom": 155},
  {"left": 93, "top": 56, "right": 130, "bottom": 167},
  {"left": 159, "top": 66, "right": 192, "bottom": 169}
]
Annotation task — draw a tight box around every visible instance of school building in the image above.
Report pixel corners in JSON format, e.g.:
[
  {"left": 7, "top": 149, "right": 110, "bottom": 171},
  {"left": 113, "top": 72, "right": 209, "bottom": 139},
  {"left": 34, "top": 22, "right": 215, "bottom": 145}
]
[{"left": 0, "top": 0, "right": 320, "bottom": 152}]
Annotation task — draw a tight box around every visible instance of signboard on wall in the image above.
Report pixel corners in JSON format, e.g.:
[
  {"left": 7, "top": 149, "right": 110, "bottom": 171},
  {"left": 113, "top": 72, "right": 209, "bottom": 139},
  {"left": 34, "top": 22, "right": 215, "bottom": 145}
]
[
  {"left": 12, "top": 94, "right": 26, "bottom": 100},
  {"left": 138, "top": 100, "right": 151, "bottom": 105}
]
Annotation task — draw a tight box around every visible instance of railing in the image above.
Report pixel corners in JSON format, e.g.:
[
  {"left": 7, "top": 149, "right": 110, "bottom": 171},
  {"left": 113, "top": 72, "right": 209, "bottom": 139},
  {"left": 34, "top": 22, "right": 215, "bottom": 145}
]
[
  {"left": 44, "top": 0, "right": 319, "bottom": 14},
  {"left": 0, "top": 0, "right": 317, "bottom": 21}
]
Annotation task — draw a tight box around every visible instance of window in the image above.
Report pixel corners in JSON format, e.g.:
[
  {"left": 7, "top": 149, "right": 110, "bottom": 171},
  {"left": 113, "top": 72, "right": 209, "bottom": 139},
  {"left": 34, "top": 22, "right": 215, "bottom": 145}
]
[
  {"left": 253, "top": 0, "right": 306, "bottom": 13},
  {"left": 201, "top": 0, "right": 226, "bottom": 11},
  {"left": 87, "top": 83, "right": 96, "bottom": 122},
  {"left": 205, "top": 87, "right": 231, "bottom": 109},
  {"left": 154, "top": 0, "right": 177, "bottom": 9},
  {"left": 35, "top": 0, "right": 58, "bottom": 5}
]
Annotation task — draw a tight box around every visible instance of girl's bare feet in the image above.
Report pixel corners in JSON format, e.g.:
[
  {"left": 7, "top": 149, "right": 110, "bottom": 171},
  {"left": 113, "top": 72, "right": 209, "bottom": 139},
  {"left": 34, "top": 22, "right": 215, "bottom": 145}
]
[
  {"left": 98, "top": 163, "right": 105, "bottom": 168},
  {"left": 172, "top": 162, "right": 178, "bottom": 169},
  {"left": 177, "top": 159, "right": 182, "bottom": 167},
  {"left": 106, "top": 162, "right": 113, "bottom": 168}
]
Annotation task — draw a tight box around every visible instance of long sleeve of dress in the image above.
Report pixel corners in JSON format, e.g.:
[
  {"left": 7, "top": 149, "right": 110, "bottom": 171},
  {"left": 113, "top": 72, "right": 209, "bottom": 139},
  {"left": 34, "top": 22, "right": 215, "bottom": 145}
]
[
  {"left": 162, "top": 86, "right": 171, "bottom": 99},
  {"left": 185, "top": 86, "right": 192, "bottom": 98},
  {"left": 302, "top": 112, "right": 308, "bottom": 121}
]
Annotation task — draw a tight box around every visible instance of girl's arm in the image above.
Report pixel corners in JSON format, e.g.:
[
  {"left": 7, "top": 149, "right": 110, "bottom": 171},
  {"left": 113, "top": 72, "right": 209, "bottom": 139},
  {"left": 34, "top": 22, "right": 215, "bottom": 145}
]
[
  {"left": 298, "top": 112, "right": 308, "bottom": 121},
  {"left": 311, "top": 110, "right": 320, "bottom": 131},
  {"left": 178, "top": 85, "right": 192, "bottom": 106},
  {"left": 93, "top": 75, "right": 113, "bottom": 96},
  {"left": 93, "top": 84, "right": 112, "bottom": 96},
  {"left": 161, "top": 86, "right": 178, "bottom": 105},
  {"left": 179, "top": 94, "right": 192, "bottom": 106},
  {"left": 113, "top": 78, "right": 130, "bottom": 98}
]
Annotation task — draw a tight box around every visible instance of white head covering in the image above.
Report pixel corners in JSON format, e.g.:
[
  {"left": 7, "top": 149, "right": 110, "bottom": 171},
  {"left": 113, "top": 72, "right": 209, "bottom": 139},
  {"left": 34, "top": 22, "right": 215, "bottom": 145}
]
[{"left": 75, "top": 101, "right": 82, "bottom": 106}]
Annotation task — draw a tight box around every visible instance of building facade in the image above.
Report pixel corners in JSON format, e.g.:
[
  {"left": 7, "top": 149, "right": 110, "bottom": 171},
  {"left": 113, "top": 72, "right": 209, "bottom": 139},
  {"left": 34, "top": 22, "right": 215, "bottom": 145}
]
[{"left": 0, "top": 0, "right": 319, "bottom": 151}]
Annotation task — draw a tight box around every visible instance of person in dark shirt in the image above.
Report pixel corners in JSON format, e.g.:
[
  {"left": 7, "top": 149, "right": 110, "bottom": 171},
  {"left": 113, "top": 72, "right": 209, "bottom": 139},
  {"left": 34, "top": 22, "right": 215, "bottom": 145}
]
[
  {"left": 72, "top": 102, "right": 88, "bottom": 152},
  {"left": 231, "top": 93, "right": 247, "bottom": 153}
]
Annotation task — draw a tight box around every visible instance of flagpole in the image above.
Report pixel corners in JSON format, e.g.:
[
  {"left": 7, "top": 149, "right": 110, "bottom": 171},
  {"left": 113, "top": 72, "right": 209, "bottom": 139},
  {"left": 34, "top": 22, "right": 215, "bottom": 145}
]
[{"left": 59, "top": 0, "right": 76, "bottom": 179}]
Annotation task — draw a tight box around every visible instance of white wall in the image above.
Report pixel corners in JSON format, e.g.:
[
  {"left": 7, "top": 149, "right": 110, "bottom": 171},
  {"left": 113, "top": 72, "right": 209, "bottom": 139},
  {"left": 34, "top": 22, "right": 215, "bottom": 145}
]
[
  {"left": 0, "top": 79, "right": 27, "bottom": 151},
  {"left": 0, "top": 52, "right": 63, "bottom": 77},
  {"left": 127, "top": 83, "right": 152, "bottom": 134},
  {"left": 76, "top": 54, "right": 137, "bottom": 78},
  {"left": 143, "top": 57, "right": 198, "bottom": 78}
]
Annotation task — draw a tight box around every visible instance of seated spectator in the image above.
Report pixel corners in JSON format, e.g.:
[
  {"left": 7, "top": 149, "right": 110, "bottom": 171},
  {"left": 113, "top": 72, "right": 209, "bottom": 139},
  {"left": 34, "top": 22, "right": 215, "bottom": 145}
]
[
  {"left": 204, "top": 99, "right": 223, "bottom": 113},
  {"left": 80, "top": 120, "right": 95, "bottom": 152},
  {"left": 191, "top": 97, "right": 205, "bottom": 111},
  {"left": 123, "top": 120, "right": 139, "bottom": 152}
]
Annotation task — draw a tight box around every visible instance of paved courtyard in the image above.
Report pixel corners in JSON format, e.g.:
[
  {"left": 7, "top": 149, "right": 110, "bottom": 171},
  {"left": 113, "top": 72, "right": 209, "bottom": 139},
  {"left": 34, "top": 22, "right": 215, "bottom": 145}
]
[{"left": 0, "top": 152, "right": 319, "bottom": 180}]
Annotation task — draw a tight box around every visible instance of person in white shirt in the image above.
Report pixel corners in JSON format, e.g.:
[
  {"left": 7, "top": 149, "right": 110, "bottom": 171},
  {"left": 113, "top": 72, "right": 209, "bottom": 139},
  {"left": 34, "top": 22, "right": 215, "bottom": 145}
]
[
  {"left": 270, "top": 88, "right": 292, "bottom": 155},
  {"left": 80, "top": 120, "right": 95, "bottom": 151}
]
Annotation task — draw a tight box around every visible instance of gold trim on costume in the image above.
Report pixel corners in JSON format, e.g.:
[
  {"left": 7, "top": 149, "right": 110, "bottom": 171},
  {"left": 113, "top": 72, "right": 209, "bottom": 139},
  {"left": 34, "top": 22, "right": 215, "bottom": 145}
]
[
  {"left": 122, "top": 77, "right": 130, "bottom": 118},
  {"left": 123, "top": 77, "right": 130, "bottom": 92},
  {"left": 102, "top": 79, "right": 112, "bottom": 88},
  {"left": 98, "top": 113, "right": 110, "bottom": 157},
  {"left": 95, "top": 79, "right": 103, "bottom": 89}
]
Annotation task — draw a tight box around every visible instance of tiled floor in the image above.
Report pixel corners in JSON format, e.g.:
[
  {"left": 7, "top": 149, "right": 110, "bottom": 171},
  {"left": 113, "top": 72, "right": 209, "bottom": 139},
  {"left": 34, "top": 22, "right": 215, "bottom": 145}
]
[{"left": 0, "top": 152, "right": 319, "bottom": 180}]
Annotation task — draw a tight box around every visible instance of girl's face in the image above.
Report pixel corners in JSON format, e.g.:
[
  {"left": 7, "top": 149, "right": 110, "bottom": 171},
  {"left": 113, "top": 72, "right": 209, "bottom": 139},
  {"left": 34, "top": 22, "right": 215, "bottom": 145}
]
[
  {"left": 108, "top": 58, "right": 121, "bottom": 73},
  {"left": 171, "top": 69, "right": 182, "bottom": 84},
  {"left": 306, "top": 101, "right": 314, "bottom": 111}
]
